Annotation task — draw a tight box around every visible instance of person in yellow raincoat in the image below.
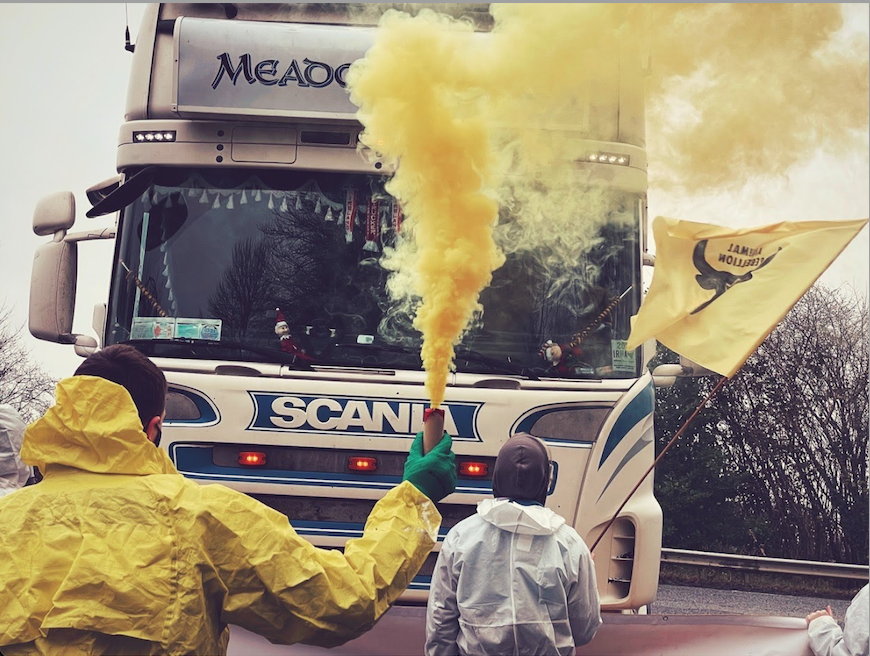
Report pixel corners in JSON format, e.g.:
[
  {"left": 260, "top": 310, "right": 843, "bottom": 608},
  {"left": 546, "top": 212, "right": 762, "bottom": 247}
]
[{"left": 0, "top": 344, "right": 456, "bottom": 655}]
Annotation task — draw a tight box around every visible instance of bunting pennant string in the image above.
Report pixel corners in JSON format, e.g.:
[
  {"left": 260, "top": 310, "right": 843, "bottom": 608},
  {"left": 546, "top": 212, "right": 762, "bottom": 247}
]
[{"left": 147, "top": 175, "right": 408, "bottom": 256}]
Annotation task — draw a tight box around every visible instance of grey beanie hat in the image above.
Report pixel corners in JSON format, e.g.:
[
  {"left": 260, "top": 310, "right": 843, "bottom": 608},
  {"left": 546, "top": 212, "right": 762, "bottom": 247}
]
[{"left": 491, "top": 433, "right": 550, "bottom": 505}]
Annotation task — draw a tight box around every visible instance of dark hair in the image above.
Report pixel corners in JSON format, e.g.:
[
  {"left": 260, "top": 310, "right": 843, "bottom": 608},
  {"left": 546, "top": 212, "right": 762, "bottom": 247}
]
[{"left": 74, "top": 344, "right": 167, "bottom": 429}]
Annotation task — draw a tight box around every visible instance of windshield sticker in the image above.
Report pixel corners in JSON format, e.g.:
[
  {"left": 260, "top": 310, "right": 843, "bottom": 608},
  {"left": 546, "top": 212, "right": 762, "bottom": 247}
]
[
  {"left": 176, "top": 318, "right": 222, "bottom": 341},
  {"left": 131, "top": 317, "right": 222, "bottom": 341},
  {"left": 611, "top": 339, "right": 634, "bottom": 373},
  {"left": 131, "top": 318, "right": 176, "bottom": 340}
]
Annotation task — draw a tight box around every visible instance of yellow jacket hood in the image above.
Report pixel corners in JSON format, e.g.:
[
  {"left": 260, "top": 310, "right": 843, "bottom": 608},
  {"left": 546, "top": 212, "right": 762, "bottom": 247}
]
[{"left": 20, "top": 376, "right": 177, "bottom": 476}]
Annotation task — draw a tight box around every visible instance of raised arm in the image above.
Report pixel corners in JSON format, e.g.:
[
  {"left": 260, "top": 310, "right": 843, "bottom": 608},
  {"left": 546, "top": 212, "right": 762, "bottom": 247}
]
[{"left": 202, "top": 431, "right": 456, "bottom": 647}]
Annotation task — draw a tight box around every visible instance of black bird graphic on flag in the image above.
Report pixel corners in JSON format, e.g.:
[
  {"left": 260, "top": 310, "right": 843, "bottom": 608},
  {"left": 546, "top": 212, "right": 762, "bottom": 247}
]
[{"left": 691, "top": 240, "right": 781, "bottom": 314}]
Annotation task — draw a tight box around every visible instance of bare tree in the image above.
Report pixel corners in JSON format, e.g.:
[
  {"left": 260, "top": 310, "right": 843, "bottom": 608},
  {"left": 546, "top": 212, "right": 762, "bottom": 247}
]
[
  {"left": 653, "top": 284, "right": 868, "bottom": 564},
  {"left": 260, "top": 199, "right": 343, "bottom": 325},
  {"left": 207, "top": 237, "right": 274, "bottom": 341},
  {"left": 713, "top": 285, "right": 869, "bottom": 563},
  {"left": 0, "top": 308, "right": 56, "bottom": 422}
]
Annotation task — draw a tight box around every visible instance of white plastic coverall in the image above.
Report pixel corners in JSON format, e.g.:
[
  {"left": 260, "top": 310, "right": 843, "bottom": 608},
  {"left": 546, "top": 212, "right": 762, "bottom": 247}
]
[
  {"left": 426, "top": 498, "right": 601, "bottom": 656},
  {"left": 807, "top": 584, "right": 869, "bottom": 656},
  {"left": 0, "top": 403, "right": 30, "bottom": 497},
  {"left": 0, "top": 376, "right": 441, "bottom": 655}
]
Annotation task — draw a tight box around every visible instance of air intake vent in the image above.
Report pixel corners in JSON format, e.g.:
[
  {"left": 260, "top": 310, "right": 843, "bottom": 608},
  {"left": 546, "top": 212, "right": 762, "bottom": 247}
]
[
  {"left": 300, "top": 130, "right": 352, "bottom": 146},
  {"left": 606, "top": 518, "right": 636, "bottom": 600}
]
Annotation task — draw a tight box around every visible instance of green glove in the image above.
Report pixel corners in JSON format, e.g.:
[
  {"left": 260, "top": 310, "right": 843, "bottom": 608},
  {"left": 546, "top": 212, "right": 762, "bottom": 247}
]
[{"left": 402, "top": 430, "right": 457, "bottom": 502}]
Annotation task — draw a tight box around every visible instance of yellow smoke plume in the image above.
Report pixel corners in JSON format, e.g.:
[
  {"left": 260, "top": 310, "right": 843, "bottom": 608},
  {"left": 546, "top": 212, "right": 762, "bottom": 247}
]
[
  {"left": 643, "top": 3, "right": 869, "bottom": 191},
  {"left": 348, "top": 4, "right": 868, "bottom": 406},
  {"left": 348, "top": 11, "right": 504, "bottom": 407}
]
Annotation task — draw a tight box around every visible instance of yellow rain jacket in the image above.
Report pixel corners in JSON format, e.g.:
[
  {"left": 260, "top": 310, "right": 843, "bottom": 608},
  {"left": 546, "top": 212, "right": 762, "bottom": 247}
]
[{"left": 0, "top": 376, "right": 440, "bottom": 655}]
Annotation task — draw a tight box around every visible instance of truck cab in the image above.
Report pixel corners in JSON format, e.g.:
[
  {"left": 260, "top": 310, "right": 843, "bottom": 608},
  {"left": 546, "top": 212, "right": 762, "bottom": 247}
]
[{"left": 30, "top": 3, "right": 660, "bottom": 610}]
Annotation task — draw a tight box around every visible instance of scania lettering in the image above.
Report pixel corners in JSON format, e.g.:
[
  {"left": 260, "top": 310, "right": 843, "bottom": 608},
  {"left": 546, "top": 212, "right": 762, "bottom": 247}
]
[
  {"left": 250, "top": 394, "right": 477, "bottom": 439},
  {"left": 29, "top": 3, "right": 661, "bottom": 611}
]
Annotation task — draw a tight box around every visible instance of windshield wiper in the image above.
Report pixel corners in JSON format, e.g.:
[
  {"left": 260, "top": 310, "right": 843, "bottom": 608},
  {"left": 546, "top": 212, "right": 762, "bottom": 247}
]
[
  {"left": 122, "top": 338, "right": 313, "bottom": 370},
  {"left": 454, "top": 348, "right": 539, "bottom": 381},
  {"left": 335, "top": 342, "right": 539, "bottom": 380},
  {"left": 124, "top": 337, "right": 536, "bottom": 379},
  {"left": 331, "top": 342, "right": 422, "bottom": 359}
]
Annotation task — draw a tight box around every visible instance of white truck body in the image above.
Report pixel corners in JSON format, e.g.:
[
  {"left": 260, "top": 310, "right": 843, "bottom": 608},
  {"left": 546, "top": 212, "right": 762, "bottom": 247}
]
[{"left": 30, "top": 3, "right": 660, "bottom": 610}]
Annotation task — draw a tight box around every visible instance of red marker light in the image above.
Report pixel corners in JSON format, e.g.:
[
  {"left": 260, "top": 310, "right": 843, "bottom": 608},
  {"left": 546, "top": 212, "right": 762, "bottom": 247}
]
[
  {"left": 238, "top": 451, "right": 267, "bottom": 466},
  {"left": 348, "top": 456, "right": 377, "bottom": 472},
  {"left": 459, "top": 461, "right": 488, "bottom": 477}
]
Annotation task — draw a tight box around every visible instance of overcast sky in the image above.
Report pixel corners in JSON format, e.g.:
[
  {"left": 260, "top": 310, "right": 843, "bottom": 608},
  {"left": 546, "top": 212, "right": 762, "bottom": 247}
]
[{"left": 0, "top": 3, "right": 867, "bottom": 382}]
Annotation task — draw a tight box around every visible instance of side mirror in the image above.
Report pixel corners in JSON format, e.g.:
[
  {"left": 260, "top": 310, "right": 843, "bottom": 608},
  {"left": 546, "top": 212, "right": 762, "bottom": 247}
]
[
  {"left": 652, "top": 355, "right": 717, "bottom": 387},
  {"left": 677, "top": 356, "right": 717, "bottom": 377},
  {"left": 33, "top": 191, "right": 75, "bottom": 237},
  {"left": 29, "top": 238, "right": 78, "bottom": 344},
  {"left": 73, "top": 334, "right": 99, "bottom": 357}
]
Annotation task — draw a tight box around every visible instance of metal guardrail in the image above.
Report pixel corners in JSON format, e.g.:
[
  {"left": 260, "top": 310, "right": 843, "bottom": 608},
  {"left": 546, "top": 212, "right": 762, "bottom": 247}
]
[{"left": 661, "top": 548, "right": 870, "bottom": 583}]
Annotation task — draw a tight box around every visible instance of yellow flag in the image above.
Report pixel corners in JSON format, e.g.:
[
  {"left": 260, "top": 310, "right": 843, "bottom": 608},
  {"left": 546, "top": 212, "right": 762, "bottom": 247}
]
[{"left": 627, "top": 216, "right": 868, "bottom": 377}]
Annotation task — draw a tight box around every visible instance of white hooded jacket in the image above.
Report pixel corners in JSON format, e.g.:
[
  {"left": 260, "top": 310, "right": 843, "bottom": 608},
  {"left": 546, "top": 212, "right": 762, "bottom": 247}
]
[
  {"left": 807, "top": 584, "right": 869, "bottom": 656},
  {"left": 426, "top": 498, "right": 601, "bottom": 656},
  {"left": 0, "top": 405, "right": 30, "bottom": 498}
]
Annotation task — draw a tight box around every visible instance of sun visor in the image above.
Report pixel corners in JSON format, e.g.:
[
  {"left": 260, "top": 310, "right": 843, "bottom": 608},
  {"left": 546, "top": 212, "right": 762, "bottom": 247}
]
[{"left": 172, "top": 17, "right": 374, "bottom": 122}]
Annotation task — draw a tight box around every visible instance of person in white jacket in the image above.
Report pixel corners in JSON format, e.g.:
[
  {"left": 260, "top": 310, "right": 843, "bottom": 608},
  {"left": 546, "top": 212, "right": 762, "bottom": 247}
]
[
  {"left": 0, "top": 404, "right": 30, "bottom": 498},
  {"left": 805, "top": 583, "right": 869, "bottom": 656},
  {"left": 426, "top": 433, "right": 601, "bottom": 656}
]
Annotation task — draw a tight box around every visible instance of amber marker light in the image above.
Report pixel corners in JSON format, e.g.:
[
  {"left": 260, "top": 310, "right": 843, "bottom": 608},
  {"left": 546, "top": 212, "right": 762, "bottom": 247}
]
[
  {"left": 459, "top": 461, "right": 488, "bottom": 477},
  {"left": 238, "top": 451, "right": 267, "bottom": 466},
  {"left": 348, "top": 456, "right": 377, "bottom": 472}
]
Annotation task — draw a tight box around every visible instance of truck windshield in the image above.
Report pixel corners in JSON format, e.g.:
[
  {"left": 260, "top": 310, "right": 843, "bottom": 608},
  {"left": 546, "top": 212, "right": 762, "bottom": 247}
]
[{"left": 107, "top": 167, "right": 641, "bottom": 379}]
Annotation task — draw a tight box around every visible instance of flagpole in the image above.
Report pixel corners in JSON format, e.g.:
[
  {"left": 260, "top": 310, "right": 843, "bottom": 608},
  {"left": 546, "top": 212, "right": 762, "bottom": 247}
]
[{"left": 589, "top": 374, "right": 729, "bottom": 554}]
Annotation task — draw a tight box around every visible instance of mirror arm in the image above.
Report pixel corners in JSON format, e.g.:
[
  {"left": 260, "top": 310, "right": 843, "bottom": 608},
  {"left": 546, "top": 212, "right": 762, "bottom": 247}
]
[{"left": 86, "top": 166, "right": 156, "bottom": 218}]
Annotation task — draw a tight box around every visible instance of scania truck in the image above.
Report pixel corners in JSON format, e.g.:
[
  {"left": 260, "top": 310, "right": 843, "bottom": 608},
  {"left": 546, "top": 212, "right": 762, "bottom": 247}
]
[{"left": 29, "top": 3, "right": 660, "bottom": 611}]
